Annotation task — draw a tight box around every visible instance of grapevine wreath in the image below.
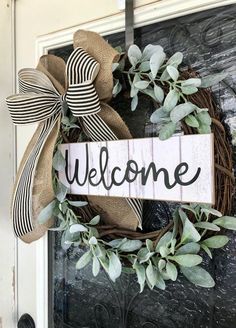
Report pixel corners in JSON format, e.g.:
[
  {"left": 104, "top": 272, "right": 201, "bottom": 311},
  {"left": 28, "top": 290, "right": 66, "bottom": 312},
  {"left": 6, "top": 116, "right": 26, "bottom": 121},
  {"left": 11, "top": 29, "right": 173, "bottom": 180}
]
[{"left": 6, "top": 30, "right": 236, "bottom": 292}]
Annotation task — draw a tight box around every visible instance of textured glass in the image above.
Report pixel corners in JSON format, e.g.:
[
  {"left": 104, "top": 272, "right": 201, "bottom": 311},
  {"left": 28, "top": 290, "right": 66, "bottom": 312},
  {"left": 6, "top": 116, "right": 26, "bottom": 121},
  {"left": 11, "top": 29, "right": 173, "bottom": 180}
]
[{"left": 48, "top": 4, "right": 236, "bottom": 328}]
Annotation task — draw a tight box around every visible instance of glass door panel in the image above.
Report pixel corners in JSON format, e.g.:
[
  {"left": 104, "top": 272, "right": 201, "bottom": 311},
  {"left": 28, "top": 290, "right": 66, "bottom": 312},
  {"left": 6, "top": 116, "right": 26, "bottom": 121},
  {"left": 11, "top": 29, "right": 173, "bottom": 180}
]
[{"left": 48, "top": 4, "right": 236, "bottom": 327}]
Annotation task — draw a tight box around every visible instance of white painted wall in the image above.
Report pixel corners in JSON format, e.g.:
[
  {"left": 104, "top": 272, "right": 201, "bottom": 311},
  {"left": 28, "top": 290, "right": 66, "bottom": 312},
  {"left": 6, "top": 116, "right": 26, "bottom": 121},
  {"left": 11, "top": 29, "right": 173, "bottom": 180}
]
[{"left": 0, "top": 1, "right": 16, "bottom": 327}]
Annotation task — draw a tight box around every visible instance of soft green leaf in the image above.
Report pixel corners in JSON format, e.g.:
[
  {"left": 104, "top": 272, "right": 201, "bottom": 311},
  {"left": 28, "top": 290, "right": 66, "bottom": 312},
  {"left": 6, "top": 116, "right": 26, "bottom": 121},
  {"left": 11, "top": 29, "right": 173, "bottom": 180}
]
[
  {"left": 108, "top": 252, "right": 122, "bottom": 282},
  {"left": 201, "top": 244, "right": 212, "bottom": 259},
  {"left": 92, "top": 256, "right": 100, "bottom": 277},
  {"left": 163, "top": 89, "right": 179, "bottom": 112},
  {"left": 150, "top": 107, "right": 169, "bottom": 124},
  {"left": 38, "top": 199, "right": 56, "bottom": 224},
  {"left": 89, "top": 236, "right": 98, "bottom": 245},
  {"left": 181, "top": 78, "right": 201, "bottom": 87},
  {"left": 170, "top": 102, "right": 196, "bottom": 123},
  {"left": 196, "top": 111, "right": 212, "bottom": 126},
  {"left": 170, "top": 238, "right": 177, "bottom": 254},
  {"left": 176, "top": 242, "right": 200, "bottom": 255},
  {"left": 185, "top": 114, "right": 199, "bottom": 128},
  {"left": 179, "top": 209, "right": 201, "bottom": 243},
  {"left": 150, "top": 50, "right": 166, "bottom": 78},
  {"left": 142, "top": 44, "right": 164, "bottom": 61},
  {"left": 154, "top": 84, "right": 164, "bottom": 103},
  {"left": 202, "top": 235, "right": 229, "bottom": 249},
  {"left": 88, "top": 227, "right": 99, "bottom": 238},
  {"left": 181, "top": 266, "right": 215, "bottom": 288},
  {"left": 146, "top": 239, "right": 154, "bottom": 252},
  {"left": 141, "top": 88, "right": 156, "bottom": 101},
  {"left": 112, "top": 63, "right": 119, "bottom": 72},
  {"left": 108, "top": 238, "right": 127, "bottom": 249},
  {"left": 76, "top": 251, "right": 92, "bottom": 270},
  {"left": 128, "top": 44, "right": 142, "bottom": 67},
  {"left": 181, "top": 86, "right": 198, "bottom": 95},
  {"left": 139, "top": 61, "right": 150, "bottom": 72},
  {"left": 213, "top": 216, "right": 236, "bottom": 230},
  {"left": 166, "top": 261, "right": 178, "bottom": 281},
  {"left": 89, "top": 215, "right": 100, "bottom": 226},
  {"left": 160, "top": 68, "right": 170, "bottom": 81},
  {"left": 52, "top": 149, "right": 66, "bottom": 171},
  {"left": 167, "top": 52, "right": 183, "bottom": 66},
  {"left": 131, "top": 95, "right": 138, "bottom": 111},
  {"left": 138, "top": 248, "right": 154, "bottom": 264},
  {"left": 61, "top": 230, "right": 72, "bottom": 250},
  {"left": 119, "top": 239, "right": 142, "bottom": 252},
  {"left": 156, "top": 231, "right": 173, "bottom": 252},
  {"left": 201, "top": 208, "right": 222, "bottom": 217},
  {"left": 122, "top": 267, "right": 135, "bottom": 274},
  {"left": 158, "top": 259, "right": 166, "bottom": 271},
  {"left": 170, "top": 254, "right": 202, "bottom": 267},
  {"left": 133, "top": 262, "right": 146, "bottom": 293},
  {"left": 159, "top": 122, "right": 176, "bottom": 140},
  {"left": 68, "top": 200, "right": 88, "bottom": 207},
  {"left": 199, "top": 72, "right": 228, "bottom": 88},
  {"left": 167, "top": 65, "right": 179, "bottom": 81},
  {"left": 160, "top": 246, "right": 170, "bottom": 258},
  {"left": 130, "top": 75, "right": 139, "bottom": 97},
  {"left": 94, "top": 244, "right": 106, "bottom": 259},
  {"left": 194, "top": 222, "right": 220, "bottom": 231},
  {"left": 146, "top": 262, "right": 157, "bottom": 288},
  {"left": 55, "top": 182, "right": 68, "bottom": 203},
  {"left": 155, "top": 271, "right": 166, "bottom": 290},
  {"left": 197, "top": 123, "right": 211, "bottom": 134},
  {"left": 134, "top": 81, "right": 150, "bottom": 90},
  {"left": 181, "top": 205, "right": 197, "bottom": 216},
  {"left": 112, "top": 79, "right": 122, "bottom": 97},
  {"left": 70, "top": 224, "right": 88, "bottom": 233}
]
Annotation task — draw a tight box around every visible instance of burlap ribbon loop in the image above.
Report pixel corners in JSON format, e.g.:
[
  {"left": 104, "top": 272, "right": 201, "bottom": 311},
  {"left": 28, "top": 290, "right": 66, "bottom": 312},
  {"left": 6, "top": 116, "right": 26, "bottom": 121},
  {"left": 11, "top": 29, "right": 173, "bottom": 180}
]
[{"left": 6, "top": 30, "right": 143, "bottom": 242}]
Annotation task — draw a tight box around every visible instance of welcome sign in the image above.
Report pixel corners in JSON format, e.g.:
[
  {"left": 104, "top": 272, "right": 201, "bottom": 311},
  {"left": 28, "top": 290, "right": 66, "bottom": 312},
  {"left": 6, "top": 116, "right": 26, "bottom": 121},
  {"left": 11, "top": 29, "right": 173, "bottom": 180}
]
[{"left": 58, "top": 134, "right": 214, "bottom": 204}]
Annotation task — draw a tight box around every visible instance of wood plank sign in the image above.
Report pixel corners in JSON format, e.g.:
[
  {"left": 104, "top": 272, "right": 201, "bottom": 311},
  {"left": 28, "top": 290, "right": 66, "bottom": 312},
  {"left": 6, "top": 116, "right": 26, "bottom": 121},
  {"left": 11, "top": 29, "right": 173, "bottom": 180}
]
[{"left": 58, "top": 134, "right": 215, "bottom": 204}]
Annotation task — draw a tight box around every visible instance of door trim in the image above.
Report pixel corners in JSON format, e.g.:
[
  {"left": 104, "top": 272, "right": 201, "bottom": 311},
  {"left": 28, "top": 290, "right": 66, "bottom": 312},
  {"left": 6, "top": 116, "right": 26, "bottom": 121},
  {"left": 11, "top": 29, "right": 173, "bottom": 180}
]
[{"left": 34, "top": 1, "right": 235, "bottom": 327}]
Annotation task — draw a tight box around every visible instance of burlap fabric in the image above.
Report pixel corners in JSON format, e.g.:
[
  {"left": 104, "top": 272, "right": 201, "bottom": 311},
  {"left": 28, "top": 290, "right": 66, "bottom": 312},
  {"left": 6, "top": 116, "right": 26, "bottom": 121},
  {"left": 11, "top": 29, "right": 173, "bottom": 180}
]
[{"left": 13, "top": 30, "right": 141, "bottom": 243}]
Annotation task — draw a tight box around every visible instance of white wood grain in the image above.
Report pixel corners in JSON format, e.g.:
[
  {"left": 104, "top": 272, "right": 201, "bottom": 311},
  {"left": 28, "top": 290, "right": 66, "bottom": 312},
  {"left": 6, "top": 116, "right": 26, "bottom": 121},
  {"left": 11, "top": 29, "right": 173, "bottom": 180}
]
[
  {"left": 180, "top": 134, "right": 215, "bottom": 204},
  {"left": 106, "top": 139, "right": 129, "bottom": 197},
  {"left": 58, "top": 134, "right": 214, "bottom": 204}
]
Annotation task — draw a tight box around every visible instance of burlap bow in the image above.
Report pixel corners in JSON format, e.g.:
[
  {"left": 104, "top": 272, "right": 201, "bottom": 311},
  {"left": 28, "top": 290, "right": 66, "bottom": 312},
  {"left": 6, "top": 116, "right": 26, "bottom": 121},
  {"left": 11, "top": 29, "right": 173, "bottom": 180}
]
[{"left": 6, "top": 30, "right": 142, "bottom": 243}]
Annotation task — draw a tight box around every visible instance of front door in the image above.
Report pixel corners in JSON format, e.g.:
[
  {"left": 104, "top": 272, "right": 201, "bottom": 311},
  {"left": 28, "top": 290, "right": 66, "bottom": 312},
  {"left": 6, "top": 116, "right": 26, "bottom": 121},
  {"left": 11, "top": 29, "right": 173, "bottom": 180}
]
[{"left": 16, "top": 2, "right": 236, "bottom": 327}]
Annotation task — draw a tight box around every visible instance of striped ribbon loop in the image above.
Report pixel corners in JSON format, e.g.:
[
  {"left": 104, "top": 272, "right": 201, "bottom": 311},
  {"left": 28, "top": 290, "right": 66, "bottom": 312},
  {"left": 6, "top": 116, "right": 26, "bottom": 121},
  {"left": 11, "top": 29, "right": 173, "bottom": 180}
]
[
  {"left": 6, "top": 46, "right": 142, "bottom": 239},
  {"left": 6, "top": 69, "right": 62, "bottom": 237},
  {"left": 66, "top": 48, "right": 143, "bottom": 227}
]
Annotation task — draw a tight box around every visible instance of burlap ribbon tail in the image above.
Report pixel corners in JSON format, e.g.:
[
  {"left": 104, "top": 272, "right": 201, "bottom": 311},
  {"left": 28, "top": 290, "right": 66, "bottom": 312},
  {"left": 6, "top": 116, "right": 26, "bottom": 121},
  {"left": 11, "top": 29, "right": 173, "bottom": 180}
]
[{"left": 6, "top": 41, "right": 142, "bottom": 242}]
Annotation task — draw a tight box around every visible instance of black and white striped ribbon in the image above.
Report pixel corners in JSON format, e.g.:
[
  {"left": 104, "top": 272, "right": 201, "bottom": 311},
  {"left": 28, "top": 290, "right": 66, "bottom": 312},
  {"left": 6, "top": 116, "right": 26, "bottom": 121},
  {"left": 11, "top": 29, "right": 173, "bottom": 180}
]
[{"left": 6, "top": 47, "right": 142, "bottom": 238}]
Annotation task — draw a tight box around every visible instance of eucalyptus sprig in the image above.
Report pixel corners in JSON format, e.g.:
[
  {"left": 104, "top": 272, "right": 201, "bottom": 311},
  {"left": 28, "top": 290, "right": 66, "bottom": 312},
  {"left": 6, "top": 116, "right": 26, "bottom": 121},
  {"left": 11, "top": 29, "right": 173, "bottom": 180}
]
[{"left": 112, "top": 43, "right": 228, "bottom": 140}]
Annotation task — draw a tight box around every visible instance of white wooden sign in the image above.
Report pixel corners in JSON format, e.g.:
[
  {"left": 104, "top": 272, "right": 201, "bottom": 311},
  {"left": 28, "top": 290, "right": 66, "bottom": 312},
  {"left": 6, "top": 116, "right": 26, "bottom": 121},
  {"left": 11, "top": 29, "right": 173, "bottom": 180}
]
[{"left": 58, "top": 134, "right": 214, "bottom": 204}]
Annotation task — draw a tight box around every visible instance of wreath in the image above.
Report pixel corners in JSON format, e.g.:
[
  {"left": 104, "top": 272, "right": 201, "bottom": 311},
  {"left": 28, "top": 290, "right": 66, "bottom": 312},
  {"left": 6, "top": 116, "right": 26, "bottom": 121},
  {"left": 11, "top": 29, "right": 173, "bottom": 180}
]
[{"left": 7, "top": 30, "right": 236, "bottom": 292}]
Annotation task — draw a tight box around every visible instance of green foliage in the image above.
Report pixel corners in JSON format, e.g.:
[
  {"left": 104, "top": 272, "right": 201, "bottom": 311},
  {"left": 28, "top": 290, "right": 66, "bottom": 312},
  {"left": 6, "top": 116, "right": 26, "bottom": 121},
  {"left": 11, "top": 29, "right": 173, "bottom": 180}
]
[
  {"left": 112, "top": 43, "right": 229, "bottom": 140},
  {"left": 46, "top": 121, "right": 235, "bottom": 293},
  {"left": 180, "top": 266, "right": 215, "bottom": 288}
]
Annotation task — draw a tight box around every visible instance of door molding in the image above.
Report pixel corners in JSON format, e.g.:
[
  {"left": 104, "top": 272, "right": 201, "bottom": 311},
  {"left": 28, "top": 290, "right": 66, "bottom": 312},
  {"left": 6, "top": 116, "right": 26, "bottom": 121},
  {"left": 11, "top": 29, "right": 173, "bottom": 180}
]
[{"left": 34, "top": 0, "right": 235, "bottom": 327}]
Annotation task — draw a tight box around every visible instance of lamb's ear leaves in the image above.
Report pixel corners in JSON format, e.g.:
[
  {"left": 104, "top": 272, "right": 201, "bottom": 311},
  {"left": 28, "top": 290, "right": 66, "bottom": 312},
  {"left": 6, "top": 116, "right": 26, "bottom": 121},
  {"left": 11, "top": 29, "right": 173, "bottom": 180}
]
[
  {"left": 128, "top": 44, "right": 142, "bottom": 67},
  {"left": 76, "top": 251, "right": 92, "bottom": 270},
  {"left": 158, "top": 122, "right": 176, "bottom": 141},
  {"left": 201, "top": 235, "right": 229, "bottom": 249},
  {"left": 170, "top": 102, "right": 196, "bottom": 123},
  {"left": 38, "top": 199, "right": 57, "bottom": 224},
  {"left": 52, "top": 149, "right": 66, "bottom": 171},
  {"left": 180, "top": 266, "right": 215, "bottom": 288},
  {"left": 199, "top": 72, "right": 228, "bottom": 88},
  {"left": 213, "top": 216, "right": 236, "bottom": 230}
]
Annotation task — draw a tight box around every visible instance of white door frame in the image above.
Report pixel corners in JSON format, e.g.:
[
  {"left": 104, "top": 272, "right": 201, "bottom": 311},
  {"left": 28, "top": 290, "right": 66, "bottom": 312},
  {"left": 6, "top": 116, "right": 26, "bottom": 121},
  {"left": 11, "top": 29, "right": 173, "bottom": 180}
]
[{"left": 32, "top": 0, "right": 235, "bottom": 327}]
